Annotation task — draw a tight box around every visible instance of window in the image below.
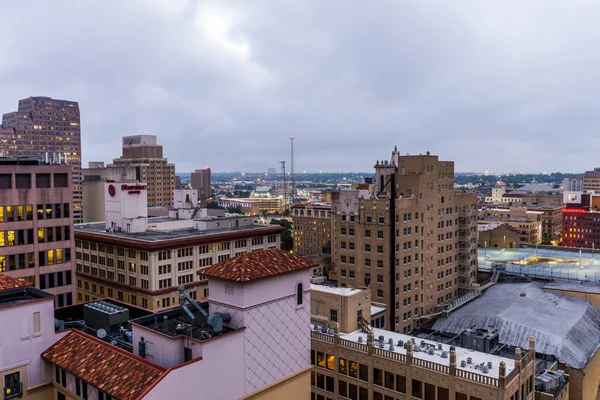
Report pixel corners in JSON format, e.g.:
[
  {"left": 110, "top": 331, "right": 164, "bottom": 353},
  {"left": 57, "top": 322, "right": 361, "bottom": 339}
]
[
  {"left": 330, "top": 309, "right": 338, "bottom": 322},
  {"left": 33, "top": 312, "right": 41, "bottom": 334},
  {"left": 296, "top": 282, "right": 303, "bottom": 305},
  {"left": 3, "top": 372, "right": 21, "bottom": 399}
]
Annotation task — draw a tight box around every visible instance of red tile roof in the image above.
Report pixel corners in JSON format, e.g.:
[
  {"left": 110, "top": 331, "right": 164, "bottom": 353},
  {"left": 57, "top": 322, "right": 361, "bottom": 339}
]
[
  {"left": 42, "top": 330, "right": 166, "bottom": 400},
  {"left": 200, "top": 248, "right": 318, "bottom": 282},
  {"left": 0, "top": 274, "right": 31, "bottom": 291}
]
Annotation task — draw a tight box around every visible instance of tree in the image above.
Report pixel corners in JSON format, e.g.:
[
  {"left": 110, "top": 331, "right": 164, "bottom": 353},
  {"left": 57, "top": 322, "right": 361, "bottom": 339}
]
[
  {"left": 226, "top": 206, "right": 244, "bottom": 215},
  {"left": 541, "top": 234, "right": 553, "bottom": 246},
  {"left": 270, "top": 219, "right": 293, "bottom": 251}
]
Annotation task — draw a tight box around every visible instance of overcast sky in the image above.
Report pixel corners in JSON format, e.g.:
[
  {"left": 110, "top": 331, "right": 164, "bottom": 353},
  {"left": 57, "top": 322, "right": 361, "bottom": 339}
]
[{"left": 1, "top": 1, "right": 599, "bottom": 174}]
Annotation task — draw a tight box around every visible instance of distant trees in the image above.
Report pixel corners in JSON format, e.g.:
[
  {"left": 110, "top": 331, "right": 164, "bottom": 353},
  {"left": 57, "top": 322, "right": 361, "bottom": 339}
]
[{"left": 270, "top": 219, "right": 293, "bottom": 251}]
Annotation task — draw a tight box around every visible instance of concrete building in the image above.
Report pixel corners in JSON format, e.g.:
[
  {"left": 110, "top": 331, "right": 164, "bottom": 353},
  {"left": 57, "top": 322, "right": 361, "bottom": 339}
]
[
  {"left": 0, "top": 96, "right": 83, "bottom": 222},
  {"left": 311, "top": 284, "right": 387, "bottom": 333},
  {"left": 311, "top": 315, "right": 539, "bottom": 400},
  {"left": 433, "top": 282, "right": 596, "bottom": 400},
  {"left": 478, "top": 223, "right": 522, "bottom": 249},
  {"left": 478, "top": 207, "right": 542, "bottom": 244},
  {"left": 109, "top": 135, "right": 175, "bottom": 207},
  {"left": 562, "top": 191, "right": 600, "bottom": 249},
  {"left": 82, "top": 161, "right": 139, "bottom": 222},
  {"left": 42, "top": 248, "right": 316, "bottom": 400},
  {"left": 293, "top": 202, "right": 332, "bottom": 256},
  {"left": 331, "top": 149, "right": 478, "bottom": 334},
  {"left": 563, "top": 177, "right": 583, "bottom": 192},
  {"left": 583, "top": 169, "right": 600, "bottom": 192},
  {"left": 219, "top": 197, "right": 283, "bottom": 215},
  {"left": 74, "top": 182, "right": 284, "bottom": 310},
  {"left": 0, "top": 275, "right": 68, "bottom": 400},
  {"left": 0, "top": 158, "right": 75, "bottom": 306},
  {"left": 191, "top": 168, "right": 211, "bottom": 201},
  {"left": 485, "top": 183, "right": 563, "bottom": 208}
]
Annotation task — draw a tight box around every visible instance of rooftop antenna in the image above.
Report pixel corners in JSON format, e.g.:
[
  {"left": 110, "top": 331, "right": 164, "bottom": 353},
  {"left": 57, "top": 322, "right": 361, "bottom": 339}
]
[
  {"left": 290, "top": 136, "right": 295, "bottom": 205},
  {"left": 280, "top": 160, "right": 287, "bottom": 212}
]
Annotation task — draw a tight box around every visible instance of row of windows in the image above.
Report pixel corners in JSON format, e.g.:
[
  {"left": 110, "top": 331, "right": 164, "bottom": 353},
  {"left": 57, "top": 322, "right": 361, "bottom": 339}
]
[
  {"left": 0, "top": 203, "right": 70, "bottom": 223},
  {"left": 0, "top": 172, "right": 69, "bottom": 190}
]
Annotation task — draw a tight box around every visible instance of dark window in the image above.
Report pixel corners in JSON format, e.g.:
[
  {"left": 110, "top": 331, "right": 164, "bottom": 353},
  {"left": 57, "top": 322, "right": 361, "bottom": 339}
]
[
  {"left": 396, "top": 375, "right": 406, "bottom": 393},
  {"left": 425, "top": 383, "right": 436, "bottom": 400},
  {"left": 36, "top": 174, "right": 51, "bottom": 188},
  {"left": 385, "top": 371, "right": 394, "bottom": 389},
  {"left": 297, "top": 282, "right": 303, "bottom": 305},
  {"left": 348, "top": 383, "right": 358, "bottom": 400},
  {"left": 0, "top": 174, "right": 11, "bottom": 189},
  {"left": 60, "top": 369, "right": 66, "bottom": 387},
  {"left": 75, "top": 378, "right": 81, "bottom": 396},
  {"left": 412, "top": 379, "right": 423, "bottom": 399},
  {"left": 325, "top": 376, "right": 334, "bottom": 392},
  {"left": 57, "top": 392, "right": 66, "bottom": 400},
  {"left": 437, "top": 387, "right": 449, "bottom": 400},
  {"left": 339, "top": 380, "right": 347, "bottom": 398},
  {"left": 4, "top": 371, "right": 21, "bottom": 398},
  {"left": 15, "top": 174, "right": 31, "bottom": 189},
  {"left": 359, "top": 364, "right": 368, "bottom": 382},
  {"left": 82, "top": 381, "right": 88, "bottom": 400},
  {"left": 457, "top": 393, "right": 468, "bottom": 400},
  {"left": 54, "top": 173, "right": 68, "bottom": 188},
  {"left": 373, "top": 368, "right": 383, "bottom": 386}
]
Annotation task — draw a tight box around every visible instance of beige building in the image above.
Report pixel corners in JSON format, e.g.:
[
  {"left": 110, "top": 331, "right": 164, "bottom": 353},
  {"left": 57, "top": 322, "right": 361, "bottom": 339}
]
[
  {"left": 293, "top": 202, "right": 332, "bottom": 256},
  {"left": 82, "top": 161, "right": 138, "bottom": 222},
  {"left": 109, "top": 135, "right": 175, "bottom": 206},
  {"left": 311, "top": 327, "right": 539, "bottom": 400},
  {"left": 478, "top": 207, "right": 542, "bottom": 244},
  {"left": 0, "top": 159, "right": 75, "bottom": 307},
  {"left": 583, "top": 168, "right": 600, "bottom": 192},
  {"left": 74, "top": 215, "right": 284, "bottom": 310},
  {"left": 191, "top": 168, "right": 211, "bottom": 201},
  {"left": 331, "top": 149, "right": 478, "bottom": 334},
  {"left": 478, "top": 223, "right": 522, "bottom": 249},
  {"left": 311, "top": 284, "right": 388, "bottom": 333}
]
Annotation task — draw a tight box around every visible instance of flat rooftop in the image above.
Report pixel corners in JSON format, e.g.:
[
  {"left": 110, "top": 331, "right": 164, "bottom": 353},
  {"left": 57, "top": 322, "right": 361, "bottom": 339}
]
[
  {"left": 337, "top": 327, "right": 514, "bottom": 379},
  {"left": 311, "top": 284, "right": 364, "bottom": 297},
  {"left": 479, "top": 247, "right": 600, "bottom": 282},
  {"left": 75, "top": 218, "right": 282, "bottom": 243},
  {"left": 371, "top": 305, "right": 386, "bottom": 316}
]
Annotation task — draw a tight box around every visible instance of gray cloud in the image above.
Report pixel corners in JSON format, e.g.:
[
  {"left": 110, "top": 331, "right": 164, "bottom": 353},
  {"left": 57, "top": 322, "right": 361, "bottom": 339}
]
[{"left": 1, "top": 0, "right": 599, "bottom": 173}]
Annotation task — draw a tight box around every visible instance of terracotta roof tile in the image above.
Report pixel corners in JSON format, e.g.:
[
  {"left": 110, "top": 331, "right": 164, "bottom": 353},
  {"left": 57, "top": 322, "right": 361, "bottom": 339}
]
[
  {"left": 200, "top": 248, "right": 318, "bottom": 282},
  {"left": 0, "top": 274, "right": 31, "bottom": 291},
  {"left": 42, "top": 330, "right": 166, "bottom": 400}
]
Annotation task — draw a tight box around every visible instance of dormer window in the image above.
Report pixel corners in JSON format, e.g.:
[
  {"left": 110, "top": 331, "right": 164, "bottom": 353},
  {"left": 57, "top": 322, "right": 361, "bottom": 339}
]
[{"left": 297, "top": 283, "right": 303, "bottom": 305}]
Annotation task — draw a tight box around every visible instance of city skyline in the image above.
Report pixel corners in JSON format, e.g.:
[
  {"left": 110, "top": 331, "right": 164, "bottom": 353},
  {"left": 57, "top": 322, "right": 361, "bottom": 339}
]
[{"left": 2, "top": 1, "right": 600, "bottom": 173}]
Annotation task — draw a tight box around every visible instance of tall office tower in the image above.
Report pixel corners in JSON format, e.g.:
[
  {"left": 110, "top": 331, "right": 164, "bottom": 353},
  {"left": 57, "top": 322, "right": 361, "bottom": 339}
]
[
  {"left": 0, "top": 157, "right": 75, "bottom": 307},
  {"left": 0, "top": 97, "right": 82, "bottom": 222},
  {"left": 109, "top": 135, "right": 175, "bottom": 206},
  {"left": 331, "top": 148, "right": 478, "bottom": 334},
  {"left": 190, "top": 167, "right": 211, "bottom": 202}
]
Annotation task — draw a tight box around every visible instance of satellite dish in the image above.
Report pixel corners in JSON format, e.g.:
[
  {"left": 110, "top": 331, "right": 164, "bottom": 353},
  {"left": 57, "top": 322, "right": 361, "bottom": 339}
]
[{"left": 97, "top": 329, "right": 107, "bottom": 339}]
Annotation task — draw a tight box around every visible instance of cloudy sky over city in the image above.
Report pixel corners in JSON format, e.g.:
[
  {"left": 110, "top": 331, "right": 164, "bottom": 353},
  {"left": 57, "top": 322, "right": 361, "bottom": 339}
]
[{"left": 1, "top": 0, "right": 599, "bottom": 173}]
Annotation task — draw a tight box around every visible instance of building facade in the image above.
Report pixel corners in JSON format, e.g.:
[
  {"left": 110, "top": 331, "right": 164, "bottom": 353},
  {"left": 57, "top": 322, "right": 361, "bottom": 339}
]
[
  {"left": 293, "top": 202, "right": 332, "bottom": 256},
  {"left": 0, "top": 275, "right": 67, "bottom": 400},
  {"left": 331, "top": 149, "right": 478, "bottom": 334},
  {"left": 583, "top": 169, "right": 600, "bottom": 192},
  {"left": 562, "top": 191, "right": 600, "bottom": 249},
  {"left": 0, "top": 159, "right": 75, "bottom": 306},
  {"left": 42, "top": 248, "right": 315, "bottom": 400},
  {"left": 478, "top": 207, "right": 542, "bottom": 245},
  {"left": 109, "top": 135, "right": 175, "bottom": 206},
  {"left": 191, "top": 168, "right": 211, "bottom": 202},
  {"left": 74, "top": 181, "right": 284, "bottom": 310},
  {"left": 0, "top": 97, "right": 82, "bottom": 222},
  {"left": 82, "top": 161, "right": 139, "bottom": 222}
]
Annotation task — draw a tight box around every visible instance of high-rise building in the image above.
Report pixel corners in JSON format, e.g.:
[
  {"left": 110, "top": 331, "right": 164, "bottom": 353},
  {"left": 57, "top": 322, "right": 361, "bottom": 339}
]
[
  {"left": 109, "top": 135, "right": 175, "bottom": 206},
  {"left": 583, "top": 168, "right": 600, "bottom": 192},
  {"left": 0, "top": 158, "right": 75, "bottom": 307},
  {"left": 331, "top": 148, "right": 478, "bottom": 334},
  {"left": 191, "top": 167, "right": 211, "bottom": 201},
  {"left": 292, "top": 202, "right": 332, "bottom": 256},
  {"left": 0, "top": 96, "right": 82, "bottom": 222}
]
